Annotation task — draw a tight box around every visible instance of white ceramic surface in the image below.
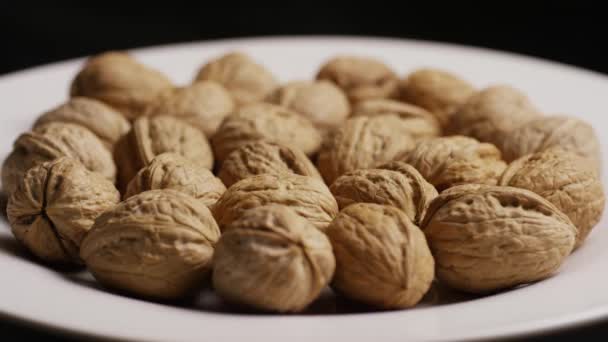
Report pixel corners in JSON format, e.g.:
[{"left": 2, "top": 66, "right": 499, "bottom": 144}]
[{"left": 0, "top": 36, "right": 607, "bottom": 342}]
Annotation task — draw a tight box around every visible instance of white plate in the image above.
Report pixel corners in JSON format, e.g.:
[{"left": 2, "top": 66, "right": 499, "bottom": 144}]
[{"left": 0, "top": 36, "right": 607, "bottom": 342}]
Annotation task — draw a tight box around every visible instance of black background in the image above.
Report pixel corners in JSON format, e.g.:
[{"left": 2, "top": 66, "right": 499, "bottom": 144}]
[{"left": 1, "top": 5, "right": 607, "bottom": 341}]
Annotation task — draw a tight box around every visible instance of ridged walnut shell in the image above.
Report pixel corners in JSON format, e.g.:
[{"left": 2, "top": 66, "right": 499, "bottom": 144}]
[
  {"left": 266, "top": 80, "right": 350, "bottom": 129},
  {"left": 211, "top": 102, "right": 321, "bottom": 163},
  {"left": 213, "top": 173, "right": 338, "bottom": 232},
  {"left": 7, "top": 157, "right": 120, "bottom": 266},
  {"left": 70, "top": 52, "right": 173, "bottom": 120},
  {"left": 326, "top": 203, "right": 434, "bottom": 309},
  {"left": 499, "top": 148, "right": 605, "bottom": 248},
  {"left": 2, "top": 122, "right": 116, "bottom": 195},
  {"left": 114, "top": 115, "right": 213, "bottom": 192},
  {"left": 194, "top": 52, "right": 278, "bottom": 105},
  {"left": 144, "top": 81, "right": 235, "bottom": 137},
  {"left": 421, "top": 184, "right": 576, "bottom": 294},
  {"left": 125, "top": 153, "right": 226, "bottom": 207},
  {"left": 400, "top": 136, "right": 507, "bottom": 191},
  {"left": 316, "top": 115, "right": 416, "bottom": 185},
  {"left": 316, "top": 56, "right": 399, "bottom": 102},
  {"left": 218, "top": 141, "right": 321, "bottom": 188},
  {"left": 213, "top": 205, "right": 335, "bottom": 312},
  {"left": 33, "top": 97, "right": 131, "bottom": 151},
  {"left": 80, "top": 189, "right": 220, "bottom": 300}
]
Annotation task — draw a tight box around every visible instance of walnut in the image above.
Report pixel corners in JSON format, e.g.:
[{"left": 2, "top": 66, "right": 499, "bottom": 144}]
[
  {"left": 144, "top": 81, "right": 235, "bottom": 137},
  {"left": 7, "top": 157, "right": 119, "bottom": 266},
  {"left": 2, "top": 122, "right": 116, "bottom": 195},
  {"left": 400, "top": 68, "right": 475, "bottom": 127},
  {"left": 125, "top": 153, "right": 226, "bottom": 207},
  {"left": 218, "top": 141, "right": 321, "bottom": 188},
  {"left": 213, "top": 205, "right": 335, "bottom": 312},
  {"left": 266, "top": 80, "right": 350, "bottom": 130},
  {"left": 194, "top": 52, "right": 278, "bottom": 105},
  {"left": 33, "top": 97, "right": 131, "bottom": 151},
  {"left": 421, "top": 184, "right": 576, "bottom": 293},
  {"left": 316, "top": 115, "right": 416, "bottom": 185},
  {"left": 400, "top": 136, "right": 506, "bottom": 191},
  {"left": 114, "top": 115, "right": 213, "bottom": 192},
  {"left": 448, "top": 85, "right": 541, "bottom": 147},
  {"left": 499, "top": 148, "right": 605, "bottom": 248},
  {"left": 352, "top": 99, "right": 441, "bottom": 139},
  {"left": 211, "top": 102, "right": 321, "bottom": 163},
  {"left": 70, "top": 52, "right": 173, "bottom": 120},
  {"left": 326, "top": 203, "right": 434, "bottom": 309},
  {"left": 213, "top": 173, "right": 338, "bottom": 232},
  {"left": 316, "top": 56, "right": 399, "bottom": 102},
  {"left": 80, "top": 189, "right": 220, "bottom": 300}
]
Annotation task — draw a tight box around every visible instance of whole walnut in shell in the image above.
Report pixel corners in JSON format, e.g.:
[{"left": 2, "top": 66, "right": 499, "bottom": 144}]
[
  {"left": 218, "top": 141, "right": 321, "bottom": 188},
  {"left": 499, "top": 148, "right": 605, "bottom": 248},
  {"left": 80, "top": 190, "right": 220, "bottom": 300},
  {"left": 213, "top": 205, "right": 335, "bottom": 312},
  {"left": 316, "top": 115, "right": 416, "bottom": 185},
  {"left": 7, "top": 157, "right": 119, "bottom": 266},
  {"left": 33, "top": 97, "right": 131, "bottom": 151},
  {"left": 211, "top": 102, "right": 321, "bottom": 163},
  {"left": 213, "top": 173, "right": 338, "bottom": 232},
  {"left": 352, "top": 99, "right": 441, "bottom": 139},
  {"left": 326, "top": 203, "right": 434, "bottom": 309},
  {"left": 194, "top": 52, "right": 278, "bottom": 105},
  {"left": 125, "top": 153, "right": 226, "bottom": 207},
  {"left": 316, "top": 56, "right": 399, "bottom": 102},
  {"left": 266, "top": 80, "right": 350, "bottom": 130},
  {"left": 2, "top": 122, "right": 116, "bottom": 194},
  {"left": 400, "top": 68, "right": 475, "bottom": 127},
  {"left": 70, "top": 52, "right": 173, "bottom": 120},
  {"left": 421, "top": 184, "right": 576, "bottom": 294},
  {"left": 144, "top": 81, "right": 235, "bottom": 137},
  {"left": 400, "top": 136, "right": 506, "bottom": 191},
  {"left": 114, "top": 115, "right": 213, "bottom": 192}
]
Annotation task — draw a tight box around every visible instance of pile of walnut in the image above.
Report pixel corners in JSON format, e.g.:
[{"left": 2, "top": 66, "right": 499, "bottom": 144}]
[{"left": 3, "top": 51, "right": 605, "bottom": 312}]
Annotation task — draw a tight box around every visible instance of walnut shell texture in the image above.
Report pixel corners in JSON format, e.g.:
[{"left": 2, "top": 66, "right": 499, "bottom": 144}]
[
  {"left": 213, "top": 205, "right": 335, "bottom": 312},
  {"left": 125, "top": 153, "right": 226, "bottom": 207},
  {"left": 326, "top": 203, "right": 434, "bottom": 309},
  {"left": 213, "top": 173, "right": 338, "bottom": 232},
  {"left": 7, "top": 157, "right": 120, "bottom": 265},
  {"left": 80, "top": 189, "right": 220, "bottom": 300},
  {"left": 421, "top": 184, "right": 576, "bottom": 293},
  {"left": 218, "top": 141, "right": 321, "bottom": 188}
]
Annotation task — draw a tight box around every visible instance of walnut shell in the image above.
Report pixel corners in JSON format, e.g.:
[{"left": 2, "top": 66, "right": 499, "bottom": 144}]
[
  {"left": 266, "top": 80, "right": 350, "bottom": 129},
  {"left": 33, "top": 97, "right": 131, "bottom": 151},
  {"left": 316, "top": 115, "right": 417, "bottom": 185},
  {"left": 2, "top": 122, "right": 116, "bottom": 195},
  {"left": 400, "top": 136, "right": 507, "bottom": 191},
  {"left": 499, "top": 148, "right": 605, "bottom": 248},
  {"left": 194, "top": 52, "right": 278, "bottom": 105},
  {"left": 144, "top": 82, "right": 235, "bottom": 137},
  {"left": 211, "top": 102, "right": 322, "bottom": 163},
  {"left": 213, "top": 173, "right": 338, "bottom": 232},
  {"left": 125, "top": 153, "right": 226, "bottom": 207},
  {"left": 400, "top": 68, "right": 475, "bottom": 127},
  {"left": 7, "top": 157, "right": 119, "bottom": 266},
  {"left": 421, "top": 184, "right": 576, "bottom": 294},
  {"left": 316, "top": 56, "right": 399, "bottom": 102},
  {"left": 70, "top": 52, "right": 173, "bottom": 120},
  {"left": 218, "top": 141, "right": 321, "bottom": 188},
  {"left": 213, "top": 205, "right": 335, "bottom": 312},
  {"left": 448, "top": 85, "right": 541, "bottom": 146},
  {"left": 80, "top": 189, "right": 220, "bottom": 300},
  {"left": 352, "top": 99, "right": 441, "bottom": 139},
  {"left": 326, "top": 203, "right": 434, "bottom": 309},
  {"left": 114, "top": 115, "right": 213, "bottom": 192}
]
